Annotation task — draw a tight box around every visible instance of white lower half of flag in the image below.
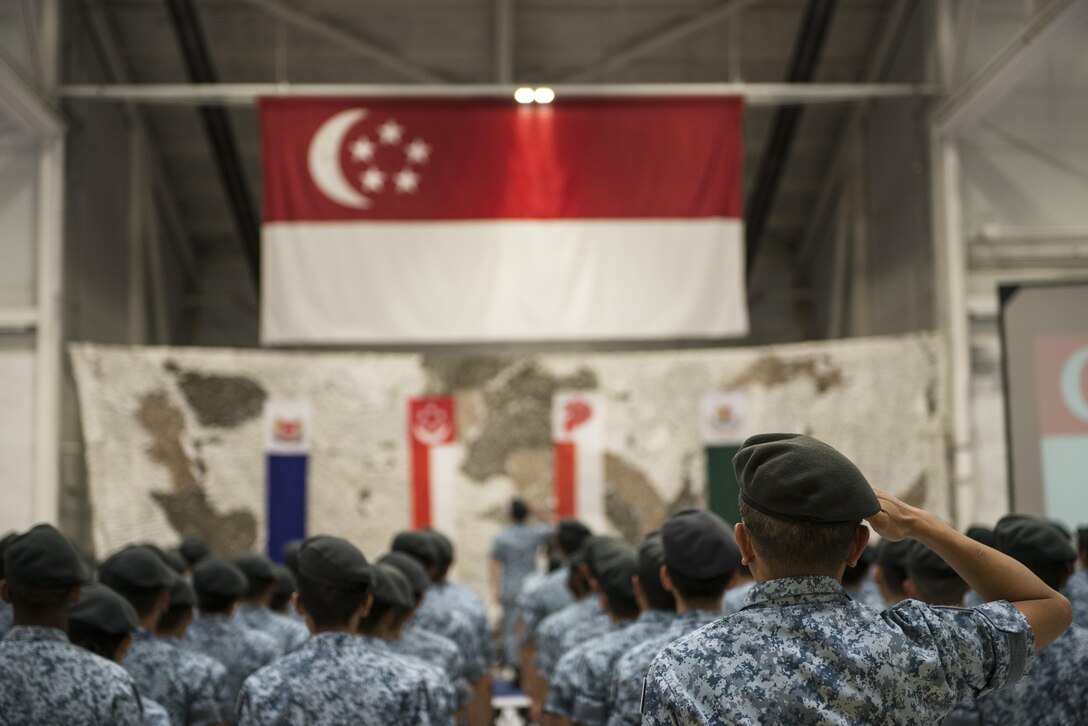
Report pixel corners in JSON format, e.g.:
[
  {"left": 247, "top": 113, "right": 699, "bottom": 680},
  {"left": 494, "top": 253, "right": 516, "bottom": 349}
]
[
  {"left": 427, "top": 443, "right": 461, "bottom": 535},
  {"left": 262, "top": 219, "right": 746, "bottom": 344}
]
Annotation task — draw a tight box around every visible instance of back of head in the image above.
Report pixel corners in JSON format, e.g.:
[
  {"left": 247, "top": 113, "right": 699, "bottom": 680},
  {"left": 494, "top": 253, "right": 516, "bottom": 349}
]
[
  {"left": 296, "top": 535, "right": 373, "bottom": 629},
  {"left": 662, "top": 509, "right": 741, "bottom": 600},
  {"left": 734, "top": 434, "right": 878, "bottom": 577},
  {"left": 420, "top": 529, "right": 454, "bottom": 580},
  {"left": 557, "top": 519, "right": 592, "bottom": 557},
  {"left": 98, "top": 545, "right": 174, "bottom": 619},
  {"left": 390, "top": 531, "right": 441, "bottom": 574},
  {"left": 270, "top": 565, "right": 297, "bottom": 612},
  {"left": 68, "top": 584, "right": 138, "bottom": 662},
  {"left": 905, "top": 541, "right": 967, "bottom": 606},
  {"left": 593, "top": 540, "right": 639, "bottom": 618},
  {"left": 191, "top": 556, "right": 248, "bottom": 613},
  {"left": 232, "top": 553, "right": 277, "bottom": 601},
  {"left": 282, "top": 539, "right": 303, "bottom": 576},
  {"left": 511, "top": 498, "right": 529, "bottom": 523},
  {"left": 158, "top": 577, "right": 197, "bottom": 634},
  {"left": 3, "top": 524, "right": 90, "bottom": 616},
  {"left": 377, "top": 551, "right": 430, "bottom": 601},
  {"left": 994, "top": 515, "right": 1076, "bottom": 590},
  {"left": 637, "top": 533, "right": 675, "bottom": 611},
  {"left": 876, "top": 538, "right": 913, "bottom": 601},
  {"left": 178, "top": 537, "right": 210, "bottom": 568},
  {"left": 357, "top": 564, "right": 414, "bottom": 634},
  {"left": 566, "top": 548, "right": 592, "bottom": 598}
]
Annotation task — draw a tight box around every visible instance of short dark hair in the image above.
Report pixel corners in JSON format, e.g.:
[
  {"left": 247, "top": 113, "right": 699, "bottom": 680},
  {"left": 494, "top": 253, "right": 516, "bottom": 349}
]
[
  {"left": 269, "top": 591, "right": 292, "bottom": 612},
  {"left": 665, "top": 566, "right": 733, "bottom": 600},
  {"left": 157, "top": 605, "right": 192, "bottom": 633},
  {"left": 511, "top": 499, "right": 529, "bottom": 522},
  {"left": 356, "top": 599, "right": 407, "bottom": 634},
  {"left": 1032, "top": 562, "right": 1074, "bottom": 591},
  {"left": 103, "top": 582, "right": 164, "bottom": 619},
  {"left": 740, "top": 499, "right": 859, "bottom": 573},
  {"left": 842, "top": 559, "right": 871, "bottom": 587},
  {"left": 243, "top": 576, "right": 274, "bottom": 601},
  {"left": 601, "top": 583, "right": 639, "bottom": 619},
  {"left": 196, "top": 592, "right": 235, "bottom": 614},
  {"left": 637, "top": 554, "right": 675, "bottom": 612},
  {"left": 296, "top": 573, "right": 369, "bottom": 628},
  {"left": 5, "top": 582, "right": 74, "bottom": 613},
  {"left": 68, "top": 624, "right": 126, "bottom": 661},
  {"left": 567, "top": 564, "right": 591, "bottom": 599},
  {"left": 908, "top": 574, "right": 968, "bottom": 606}
]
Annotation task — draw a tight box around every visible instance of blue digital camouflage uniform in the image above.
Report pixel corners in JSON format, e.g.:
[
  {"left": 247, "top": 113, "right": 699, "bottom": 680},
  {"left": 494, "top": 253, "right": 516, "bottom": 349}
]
[
  {"left": 422, "top": 579, "right": 493, "bottom": 665},
  {"left": 359, "top": 634, "right": 457, "bottom": 725},
  {"left": 234, "top": 603, "right": 309, "bottom": 654},
  {"left": 554, "top": 604, "right": 611, "bottom": 664},
  {"left": 517, "top": 566, "right": 572, "bottom": 645},
  {"left": 0, "top": 656, "right": 37, "bottom": 723},
  {"left": 569, "top": 609, "right": 675, "bottom": 726},
  {"left": 1063, "top": 570, "right": 1088, "bottom": 629},
  {"left": 642, "top": 576, "right": 1035, "bottom": 725},
  {"left": 392, "top": 625, "right": 473, "bottom": 709},
  {"left": 845, "top": 577, "right": 885, "bottom": 610},
  {"left": 0, "top": 625, "right": 144, "bottom": 725},
  {"left": 0, "top": 601, "right": 12, "bottom": 637},
  {"left": 544, "top": 620, "right": 627, "bottom": 720},
  {"left": 534, "top": 596, "right": 602, "bottom": 679},
  {"left": 236, "top": 631, "right": 434, "bottom": 725},
  {"left": 410, "top": 605, "right": 487, "bottom": 683},
  {"left": 607, "top": 608, "right": 721, "bottom": 726},
  {"left": 143, "top": 696, "right": 172, "bottom": 726},
  {"left": 123, "top": 628, "right": 230, "bottom": 726},
  {"left": 721, "top": 580, "right": 755, "bottom": 614},
  {"left": 975, "top": 623, "right": 1088, "bottom": 725},
  {"left": 183, "top": 614, "right": 280, "bottom": 708},
  {"left": 491, "top": 522, "right": 551, "bottom": 664}
]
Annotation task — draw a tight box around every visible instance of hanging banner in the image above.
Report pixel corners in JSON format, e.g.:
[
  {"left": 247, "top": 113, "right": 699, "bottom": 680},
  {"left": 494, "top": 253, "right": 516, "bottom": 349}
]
[
  {"left": 553, "top": 391, "right": 605, "bottom": 529},
  {"left": 264, "top": 400, "right": 311, "bottom": 561},
  {"left": 259, "top": 97, "right": 747, "bottom": 344},
  {"left": 408, "top": 396, "right": 458, "bottom": 531},
  {"left": 700, "top": 391, "right": 748, "bottom": 525}
]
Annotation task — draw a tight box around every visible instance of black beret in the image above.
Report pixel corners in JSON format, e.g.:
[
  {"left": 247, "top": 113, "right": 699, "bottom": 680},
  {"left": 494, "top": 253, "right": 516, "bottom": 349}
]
[
  {"left": 584, "top": 536, "right": 620, "bottom": 577},
  {"left": 281, "top": 540, "right": 303, "bottom": 574},
  {"left": 421, "top": 529, "right": 453, "bottom": 565},
  {"left": 233, "top": 553, "right": 276, "bottom": 583},
  {"left": 161, "top": 549, "right": 188, "bottom": 574},
  {"left": 377, "top": 551, "right": 430, "bottom": 596},
  {"left": 391, "top": 531, "right": 441, "bottom": 567},
  {"left": 637, "top": 533, "right": 667, "bottom": 585},
  {"left": 557, "top": 519, "right": 592, "bottom": 554},
  {"left": 595, "top": 542, "right": 638, "bottom": 601},
  {"left": 178, "top": 538, "right": 210, "bottom": 566},
  {"left": 965, "top": 526, "right": 995, "bottom": 549},
  {"left": 167, "top": 577, "right": 196, "bottom": 608},
  {"left": 0, "top": 531, "right": 18, "bottom": 579},
  {"left": 662, "top": 509, "right": 741, "bottom": 579},
  {"left": 191, "top": 556, "right": 247, "bottom": 598},
  {"left": 3, "top": 524, "right": 91, "bottom": 587},
  {"left": 371, "top": 564, "right": 414, "bottom": 610},
  {"left": 298, "top": 536, "right": 372, "bottom": 592},
  {"left": 995, "top": 515, "right": 1076, "bottom": 567},
  {"left": 733, "top": 433, "right": 879, "bottom": 525},
  {"left": 69, "top": 584, "right": 138, "bottom": 636},
  {"left": 272, "top": 565, "right": 296, "bottom": 598},
  {"left": 906, "top": 541, "right": 959, "bottom": 580},
  {"left": 99, "top": 545, "right": 174, "bottom": 591}
]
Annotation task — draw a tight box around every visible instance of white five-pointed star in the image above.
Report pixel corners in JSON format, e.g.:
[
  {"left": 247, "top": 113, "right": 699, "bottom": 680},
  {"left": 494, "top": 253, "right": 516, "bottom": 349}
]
[
  {"left": 378, "top": 119, "right": 404, "bottom": 145},
  {"left": 361, "top": 167, "right": 386, "bottom": 193},
  {"left": 395, "top": 168, "right": 420, "bottom": 193},
  {"left": 350, "top": 137, "right": 375, "bottom": 162},
  {"left": 405, "top": 138, "right": 431, "bottom": 164}
]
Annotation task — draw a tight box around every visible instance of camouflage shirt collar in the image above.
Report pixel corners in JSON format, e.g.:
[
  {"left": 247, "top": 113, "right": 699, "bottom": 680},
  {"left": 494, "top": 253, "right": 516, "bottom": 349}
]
[
  {"left": 744, "top": 576, "right": 848, "bottom": 609},
  {"left": 3, "top": 625, "right": 68, "bottom": 643}
]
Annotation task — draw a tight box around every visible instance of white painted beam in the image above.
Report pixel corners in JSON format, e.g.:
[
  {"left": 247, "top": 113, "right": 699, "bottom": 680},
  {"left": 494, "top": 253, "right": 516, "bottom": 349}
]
[
  {"left": 494, "top": 0, "right": 514, "bottom": 84},
  {"left": 0, "top": 54, "right": 63, "bottom": 137}
]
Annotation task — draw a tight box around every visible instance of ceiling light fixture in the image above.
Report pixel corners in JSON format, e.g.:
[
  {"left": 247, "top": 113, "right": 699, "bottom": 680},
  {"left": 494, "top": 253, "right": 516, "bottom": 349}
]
[{"left": 514, "top": 87, "right": 535, "bottom": 104}]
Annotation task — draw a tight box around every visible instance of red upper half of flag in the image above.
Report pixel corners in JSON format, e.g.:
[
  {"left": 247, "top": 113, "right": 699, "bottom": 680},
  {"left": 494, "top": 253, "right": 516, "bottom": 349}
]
[{"left": 260, "top": 97, "right": 743, "bottom": 222}]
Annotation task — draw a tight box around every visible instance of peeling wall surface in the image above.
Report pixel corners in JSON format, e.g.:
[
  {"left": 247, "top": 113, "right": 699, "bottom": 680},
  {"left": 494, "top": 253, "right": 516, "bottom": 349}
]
[{"left": 71, "top": 333, "right": 947, "bottom": 596}]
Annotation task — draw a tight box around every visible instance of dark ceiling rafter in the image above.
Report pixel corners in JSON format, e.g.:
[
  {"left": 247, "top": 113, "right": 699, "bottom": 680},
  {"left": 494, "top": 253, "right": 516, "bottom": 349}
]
[
  {"left": 744, "top": 0, "right": 838, "bottom": 280},
  {"left": 163, "top": 0, "right": 260, "bottom": 289}
]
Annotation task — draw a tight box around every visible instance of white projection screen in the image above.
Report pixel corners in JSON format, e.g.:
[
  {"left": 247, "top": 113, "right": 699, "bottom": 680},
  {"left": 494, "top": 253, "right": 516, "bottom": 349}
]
[{"left": 1000, "top": 281, "right": 1088, "bottom": 530}]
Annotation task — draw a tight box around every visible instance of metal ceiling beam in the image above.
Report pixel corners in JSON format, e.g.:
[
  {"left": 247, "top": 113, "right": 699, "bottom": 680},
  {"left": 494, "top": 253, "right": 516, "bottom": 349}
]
[
  {"left": 744, "top": 0, "right": 838, "bottom": 278},
  {"left": 57, "top": 82, "right": 935, "bottom": 104},
  {"left": 0, "top": 53, "right": 63, "bottom": 137},
  {"left": 931, "top": 0, "right": 1088, "bottom": 134},
  {"left": 561, "top": 0, "right": 760, "bottom": 82},
  {"left": 495, "top": 0, "right": 514, "bottom": 84},
  {"left": 164, "top": 0, "right": 260, "bottom": 288},
  {"left": 234, "top": 0, "right": 446, "bottom": 83}
]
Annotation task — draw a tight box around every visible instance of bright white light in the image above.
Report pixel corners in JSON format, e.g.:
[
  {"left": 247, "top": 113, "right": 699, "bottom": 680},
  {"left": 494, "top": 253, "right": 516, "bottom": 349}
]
[
  {"left": 514, "top": 87, "right": 535, "bottom": 104},
  {"left": 534, "top": 87, "right": 555, "bottom": 104}
]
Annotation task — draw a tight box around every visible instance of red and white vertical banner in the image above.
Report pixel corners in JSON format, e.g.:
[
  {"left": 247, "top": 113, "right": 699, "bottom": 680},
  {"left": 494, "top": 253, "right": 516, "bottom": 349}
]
[
  {"left": 408, "top": 396, "right": 459, "bottom": 532},
  {"left": 552, "top": 392, "right": 605, "bottom": 529},
  {"left": 1034, "top": 335, "right": 1088, "bottom": 527}
]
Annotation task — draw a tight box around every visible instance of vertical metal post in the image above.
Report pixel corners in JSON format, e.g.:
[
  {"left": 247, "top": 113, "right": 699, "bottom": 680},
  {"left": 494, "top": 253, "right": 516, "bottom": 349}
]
[
  {"left": 848, "top": 120, "right": 870, "bottom": 335},
  {"left": 495, "top": 0, "right": 514, "bottom": 84}
]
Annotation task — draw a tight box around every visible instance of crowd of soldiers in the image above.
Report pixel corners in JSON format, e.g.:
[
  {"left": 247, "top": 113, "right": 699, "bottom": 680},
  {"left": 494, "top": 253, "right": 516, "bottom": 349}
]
[{"left": 1, "top": 432, "right": 1087, "bottom": 724}]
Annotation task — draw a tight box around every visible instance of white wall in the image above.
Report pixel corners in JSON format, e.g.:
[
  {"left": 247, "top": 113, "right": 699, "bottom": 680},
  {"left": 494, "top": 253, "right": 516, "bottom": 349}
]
[{"left": 0, "top": 349, "right": 35, "bottom": 533}]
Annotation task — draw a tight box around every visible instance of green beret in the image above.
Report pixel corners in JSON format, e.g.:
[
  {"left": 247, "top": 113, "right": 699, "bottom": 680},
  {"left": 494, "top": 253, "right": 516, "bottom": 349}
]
[
  {"left": 233, "top": 553, "right": 276, "bottom": 583},
  {"left": 906, "top": 541, "right": 959, "bottom": 580},
  {"left": 3, "top": 524, "right": 90, "bottom": 588},
  {"left": 69, "top": 584, "right": 138, "bottom": 636},
  {"left": 995, "top": 515, "right": 1076, "bottom": 567},
  {"left": 584, "top": 537, "right": 622, "bottom": 578},
  {"left": 371, "top": 564, "right": 414, "bottom": 610},
  {"left": 98, "top": 545, "right": 174, "bottom": 591},
  {"left": 191, "top": 556, "right": 247, "bottom": 598},
  {"left": 377, "top": 552, "right": 429, "bottom": 597},
  {"left": 390, "top": 531, "right": 440, "bottom": 568},
  {"left": 298, "top": 536, "right": 372, "bottom": 592},
  {"left": 662, "top": 509, "right": 740, "bottom": 579},
  {"left": 734, "top": 433, "right": 879, "bottom": 525}
]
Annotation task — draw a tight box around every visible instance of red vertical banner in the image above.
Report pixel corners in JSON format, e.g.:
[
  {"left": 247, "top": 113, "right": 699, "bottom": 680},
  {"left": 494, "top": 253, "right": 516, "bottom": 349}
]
[
  {"left": 552, "top": 392, "right": 605, "bottom": 528},
  {"left": 408, "top": 396, "right": 456, "bottom": 529},
  {"left": 554, "top": 442, "right": 577, "bottom": 518}
]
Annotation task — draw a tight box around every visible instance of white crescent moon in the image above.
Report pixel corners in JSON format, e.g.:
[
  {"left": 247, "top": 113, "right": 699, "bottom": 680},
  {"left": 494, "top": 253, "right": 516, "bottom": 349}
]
[{"left": 307, "top": 108, "right": 371, "bottom": 209}]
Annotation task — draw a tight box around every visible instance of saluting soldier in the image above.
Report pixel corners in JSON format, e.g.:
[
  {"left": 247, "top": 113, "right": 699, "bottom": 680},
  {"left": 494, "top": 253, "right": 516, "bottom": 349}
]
[
  {"left": 102, "top": 545, "right": 230, "bottom": 726},
  {"left": 0, "top": 524, "right": 143, "bottom": 724},
  {"left": 641, "top": 433, "right": 1072, "bottom": 724},
  {"left": 236, "top": 535, "right": 435, "bottom": 724},
  {"left": 183, "top": 556, "right": 280, "bottom": 709},
  {"left": 231, "top": 553, "right": 309, "bottom": 654}
]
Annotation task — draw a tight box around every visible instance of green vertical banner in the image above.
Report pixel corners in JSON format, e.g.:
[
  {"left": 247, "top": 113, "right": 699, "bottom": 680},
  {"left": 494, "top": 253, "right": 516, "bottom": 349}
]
[{"left": 699, "top": 391, "right": 748, "bottom": 525}]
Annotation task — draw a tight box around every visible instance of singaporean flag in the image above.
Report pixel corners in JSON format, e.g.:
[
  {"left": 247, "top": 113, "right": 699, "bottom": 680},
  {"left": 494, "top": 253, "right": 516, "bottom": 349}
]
[{"left": 259, "top": 97, "right": 746, "bottom": 344}]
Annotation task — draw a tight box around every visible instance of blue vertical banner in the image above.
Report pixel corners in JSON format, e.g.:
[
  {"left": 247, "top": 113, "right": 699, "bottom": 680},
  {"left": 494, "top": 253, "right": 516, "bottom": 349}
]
[{"left": 264, "top": 400, "right": 312, "bottom": 563}]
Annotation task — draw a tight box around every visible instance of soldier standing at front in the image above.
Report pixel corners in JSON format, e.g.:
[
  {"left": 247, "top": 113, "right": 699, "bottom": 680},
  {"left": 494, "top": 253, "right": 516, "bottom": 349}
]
[
  {"left": 490, "top": 498, "right": 553, "bottom": 669},
  {"left": 641, "top": 433, "right": 1073, "bottom": 724}
]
